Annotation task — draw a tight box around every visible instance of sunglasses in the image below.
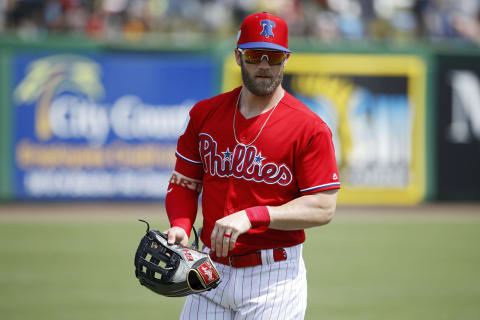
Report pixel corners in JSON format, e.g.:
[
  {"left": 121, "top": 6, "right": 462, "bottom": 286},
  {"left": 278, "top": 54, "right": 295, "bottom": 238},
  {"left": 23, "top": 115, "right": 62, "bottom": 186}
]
[{"left": 238, "top": 48, "right": 287, "bottom": 66}]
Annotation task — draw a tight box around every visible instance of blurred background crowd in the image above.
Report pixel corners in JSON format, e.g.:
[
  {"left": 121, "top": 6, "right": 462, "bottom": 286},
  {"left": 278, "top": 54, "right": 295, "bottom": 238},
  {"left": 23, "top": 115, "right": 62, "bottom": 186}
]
[{"left": 1, "top": 0, "right": 480, "bottom": 45}]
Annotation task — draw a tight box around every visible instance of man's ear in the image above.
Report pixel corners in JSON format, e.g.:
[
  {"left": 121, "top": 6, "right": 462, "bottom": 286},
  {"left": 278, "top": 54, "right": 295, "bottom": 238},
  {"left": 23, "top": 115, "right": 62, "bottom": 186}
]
[
  {"left": 235, "top": 48, "right": 242, "bottom": 66},
  {"left": 283, "top": 53, "right": 291, "bottom": 67}
]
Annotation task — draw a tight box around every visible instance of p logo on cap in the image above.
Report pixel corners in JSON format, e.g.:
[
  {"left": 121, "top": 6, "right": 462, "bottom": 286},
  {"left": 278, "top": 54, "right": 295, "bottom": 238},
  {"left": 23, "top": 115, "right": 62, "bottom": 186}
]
[
  {"left": 237, "top": 12, "right": 291, "bottom": 53},
  {"left": 260, "top": 20, "right": 275, "bottom": 38}
]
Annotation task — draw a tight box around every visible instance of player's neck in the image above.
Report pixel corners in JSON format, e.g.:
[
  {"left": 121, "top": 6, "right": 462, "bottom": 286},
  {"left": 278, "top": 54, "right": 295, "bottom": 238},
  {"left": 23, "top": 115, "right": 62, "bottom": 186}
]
[{"left": 239, "top": 86, "right": 284, "bottom": 119}]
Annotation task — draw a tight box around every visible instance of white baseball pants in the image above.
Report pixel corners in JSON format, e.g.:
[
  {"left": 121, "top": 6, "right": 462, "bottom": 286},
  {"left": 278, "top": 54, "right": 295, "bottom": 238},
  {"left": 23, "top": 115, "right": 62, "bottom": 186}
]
[{"left": 179, "top": 244, "right": 307, "bottom": 320}]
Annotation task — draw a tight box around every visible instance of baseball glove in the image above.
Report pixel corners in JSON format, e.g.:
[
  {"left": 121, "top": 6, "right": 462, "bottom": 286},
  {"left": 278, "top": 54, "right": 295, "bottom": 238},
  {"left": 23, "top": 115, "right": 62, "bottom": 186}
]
[{"left": 134, "top": 220, "right": 221, "bottom": 297}]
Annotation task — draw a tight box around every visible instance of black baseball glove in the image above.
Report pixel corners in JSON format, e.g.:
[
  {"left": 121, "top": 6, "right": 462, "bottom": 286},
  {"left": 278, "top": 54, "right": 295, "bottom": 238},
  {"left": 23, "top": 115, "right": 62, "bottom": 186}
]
[{"left": 134, "top": 220, "right": 221, "bottom": 297}]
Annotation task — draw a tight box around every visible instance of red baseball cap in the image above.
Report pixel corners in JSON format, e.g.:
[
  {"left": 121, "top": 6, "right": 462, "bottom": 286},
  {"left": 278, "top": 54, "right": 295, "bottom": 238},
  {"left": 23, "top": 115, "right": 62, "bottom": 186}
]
[{"left": 237, "top": 12, "right": 291, "bottom": 53}]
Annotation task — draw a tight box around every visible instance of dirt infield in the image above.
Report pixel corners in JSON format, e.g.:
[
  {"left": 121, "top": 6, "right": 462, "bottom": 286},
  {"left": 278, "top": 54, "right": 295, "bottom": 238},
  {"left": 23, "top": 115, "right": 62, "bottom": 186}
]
[
  {"left": 0, "top": 202, "right": 479, "bottom": 222},
  {"left": 0, "top": 202, "right": 167, "bottom": 221}
]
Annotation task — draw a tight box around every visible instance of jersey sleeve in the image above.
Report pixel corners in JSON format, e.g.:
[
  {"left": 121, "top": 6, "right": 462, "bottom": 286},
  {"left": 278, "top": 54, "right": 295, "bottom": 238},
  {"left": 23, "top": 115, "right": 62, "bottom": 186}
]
[
  {"left": 175, "top": 110, "right": 204, "bottom": 180},
  {"left": 295, "top": 125, "right": 340, "bottom": 195}
]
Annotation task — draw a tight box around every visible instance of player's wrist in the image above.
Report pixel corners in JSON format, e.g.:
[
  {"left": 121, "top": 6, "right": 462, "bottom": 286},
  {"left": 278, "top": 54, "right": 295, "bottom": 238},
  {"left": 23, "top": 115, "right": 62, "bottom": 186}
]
[
  {"left": 245, "top": 206, "right": 270, "bottom": 228},
  {"left": 171, "top": 221, "right": 191, "bottom": 237}
]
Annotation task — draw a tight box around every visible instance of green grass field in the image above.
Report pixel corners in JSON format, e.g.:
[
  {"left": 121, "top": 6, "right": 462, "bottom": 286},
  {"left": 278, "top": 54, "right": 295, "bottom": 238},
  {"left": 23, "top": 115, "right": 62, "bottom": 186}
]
[{"left": 1, "top": 204, "right": 479, "bottom": 320}]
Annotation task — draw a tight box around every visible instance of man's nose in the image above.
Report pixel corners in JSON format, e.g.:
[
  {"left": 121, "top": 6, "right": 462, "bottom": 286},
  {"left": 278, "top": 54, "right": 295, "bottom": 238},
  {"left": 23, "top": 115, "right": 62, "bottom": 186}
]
[{"left": 259, "top": 56, "right": 270, "bottom": 67}]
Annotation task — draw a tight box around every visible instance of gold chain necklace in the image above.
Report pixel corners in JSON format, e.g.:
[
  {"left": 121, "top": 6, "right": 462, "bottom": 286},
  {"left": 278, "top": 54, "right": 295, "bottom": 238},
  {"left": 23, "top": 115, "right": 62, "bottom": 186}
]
[{"left": 233, "top": 89, "right": 284, "bottom": 147}]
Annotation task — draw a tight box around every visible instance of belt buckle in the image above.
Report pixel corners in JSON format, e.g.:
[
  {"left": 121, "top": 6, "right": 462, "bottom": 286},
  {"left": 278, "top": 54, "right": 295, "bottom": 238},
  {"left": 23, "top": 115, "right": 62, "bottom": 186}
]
[{"left": 228, "top": 255, "right": 233, "bottom": 267}]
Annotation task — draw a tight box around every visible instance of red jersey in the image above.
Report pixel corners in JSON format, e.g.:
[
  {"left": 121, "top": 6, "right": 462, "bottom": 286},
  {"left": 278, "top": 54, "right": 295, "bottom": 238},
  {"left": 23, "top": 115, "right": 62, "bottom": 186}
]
[{"left": 174, "top": 87, "right": 340, "bottom": 255}]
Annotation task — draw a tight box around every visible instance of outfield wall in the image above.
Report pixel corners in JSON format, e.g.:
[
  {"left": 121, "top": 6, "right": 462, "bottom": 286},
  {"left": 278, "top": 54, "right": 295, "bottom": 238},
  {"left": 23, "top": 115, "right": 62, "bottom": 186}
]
[{"left": 0, "top": 36, "right": 479, "bottom": 203}]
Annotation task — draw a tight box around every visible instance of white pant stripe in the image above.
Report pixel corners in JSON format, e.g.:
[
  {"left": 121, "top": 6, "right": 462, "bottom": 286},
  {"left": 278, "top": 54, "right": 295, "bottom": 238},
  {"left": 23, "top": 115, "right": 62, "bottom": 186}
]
[
  {"left": 287, "top": 260, "right": 300, "bottom": 318},
  {"left": 251, "top": 264, "right": 263, "bottom": 320},
  {"left": 267, "top": 262, "right": 282, "bottom": 320},
  {"left": 232, "top": 267, "right": 238, "bottom": 310},
  {"left": 217, "top": 267, "right": 230, "bottom": 317},
  {"left": 260, "top": 263, "right": 274, "bottom": 319},
  {"left": 278, "top": 260, "right": 290, "bottom": 320}
]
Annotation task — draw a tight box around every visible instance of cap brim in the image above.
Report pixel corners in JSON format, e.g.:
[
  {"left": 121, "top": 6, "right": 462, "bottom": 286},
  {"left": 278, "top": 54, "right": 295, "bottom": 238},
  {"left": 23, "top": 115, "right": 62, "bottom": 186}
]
[{"left": 238, "top": 41, "right": 291, "bottom": 53}]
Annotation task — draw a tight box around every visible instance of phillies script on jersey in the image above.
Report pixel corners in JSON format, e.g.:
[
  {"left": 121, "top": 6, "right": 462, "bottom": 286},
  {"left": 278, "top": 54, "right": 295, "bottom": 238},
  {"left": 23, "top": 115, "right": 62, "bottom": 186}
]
[{"left": 198, "top": 133, "right": 292, "bottom": 186}]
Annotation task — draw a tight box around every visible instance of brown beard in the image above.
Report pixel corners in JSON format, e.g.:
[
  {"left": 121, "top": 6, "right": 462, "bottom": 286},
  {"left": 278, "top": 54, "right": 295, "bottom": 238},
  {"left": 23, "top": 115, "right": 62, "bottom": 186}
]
[{"left": 240, "top": 59, "right": 284, "bottom": 96}]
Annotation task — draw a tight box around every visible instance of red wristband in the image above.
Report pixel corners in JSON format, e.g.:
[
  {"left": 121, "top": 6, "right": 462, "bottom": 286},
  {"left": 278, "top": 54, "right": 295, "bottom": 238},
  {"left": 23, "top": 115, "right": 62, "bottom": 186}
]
[{"left": 245, "top": 206, "right": 270, "bottom": 228}]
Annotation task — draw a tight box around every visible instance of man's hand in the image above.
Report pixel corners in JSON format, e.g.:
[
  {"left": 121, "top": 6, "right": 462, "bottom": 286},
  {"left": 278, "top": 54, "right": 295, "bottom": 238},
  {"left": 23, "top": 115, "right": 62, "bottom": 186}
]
[
  {"left": 210, "top": 210, "right": 252, "bottom": 257},
  {"left": 164, "top": 226, "right": 189, "bottom": 246}
]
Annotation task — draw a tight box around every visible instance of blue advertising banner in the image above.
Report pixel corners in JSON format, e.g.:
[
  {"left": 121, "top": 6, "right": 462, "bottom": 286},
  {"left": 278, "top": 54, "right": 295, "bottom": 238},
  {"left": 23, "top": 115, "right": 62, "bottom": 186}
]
[{"left": 12, "top": 53, "right": 215, "bottom": 199}]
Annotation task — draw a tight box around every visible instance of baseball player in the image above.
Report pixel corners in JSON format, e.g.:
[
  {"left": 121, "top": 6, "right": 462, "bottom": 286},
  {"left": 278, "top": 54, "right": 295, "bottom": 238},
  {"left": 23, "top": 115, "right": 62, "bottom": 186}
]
[{"left": 164, "top": 12, "right": 340, "bottom": 319}]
